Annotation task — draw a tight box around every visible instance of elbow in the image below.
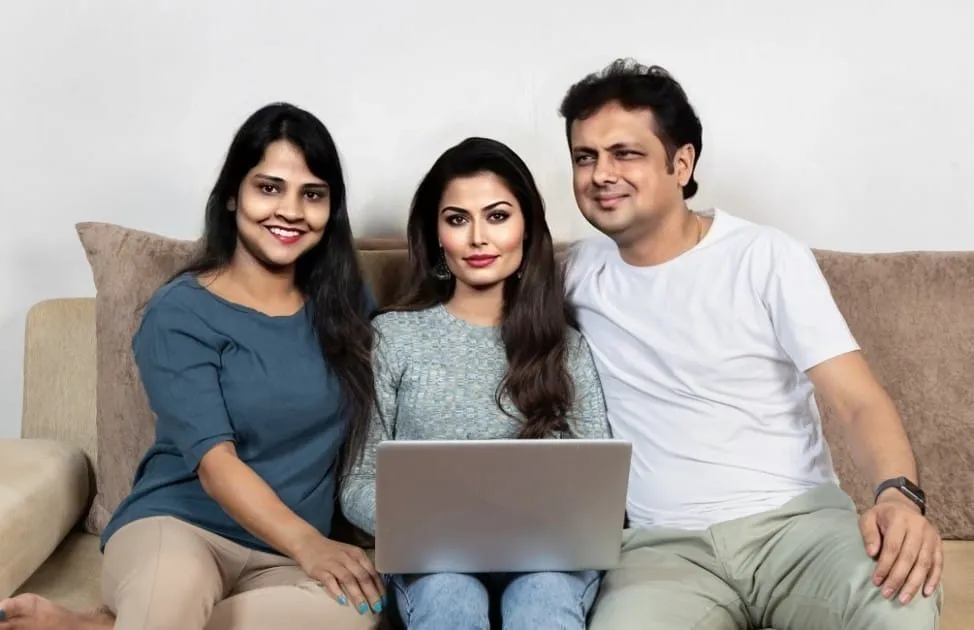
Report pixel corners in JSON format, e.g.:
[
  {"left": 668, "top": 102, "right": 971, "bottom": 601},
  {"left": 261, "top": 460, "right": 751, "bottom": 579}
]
[
  {"left": 337, "top": 486, "right": 351, "bottom": 518},
  {"left": 196, "top": 441, "right": 238, "bottom": 497},
  {"left": 338, "top": 479, "right": 361, "bottom": 520},
  {"left": 338, "top": 480, "right": 375, "bottom": 535},
  {"left": 832, "top": 390, "right": 889, "bottom": 428}
]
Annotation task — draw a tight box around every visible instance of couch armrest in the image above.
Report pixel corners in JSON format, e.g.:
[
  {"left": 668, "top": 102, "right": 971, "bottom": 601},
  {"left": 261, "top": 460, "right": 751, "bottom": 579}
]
[{"left": 0, "top": 438, "right": 90, "bottom": 598}]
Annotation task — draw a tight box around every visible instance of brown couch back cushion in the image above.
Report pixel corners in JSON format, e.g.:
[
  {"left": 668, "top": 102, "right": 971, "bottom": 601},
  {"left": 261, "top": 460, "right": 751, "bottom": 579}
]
[
  {"left": 813, "top": 250, "right": 974, "bottom": 539},
  {"left": 77, "top": 223, "right": 196, "bottom": 533},
  {"left": 76, "top": 223, "right": 974, "bottom": 540}
]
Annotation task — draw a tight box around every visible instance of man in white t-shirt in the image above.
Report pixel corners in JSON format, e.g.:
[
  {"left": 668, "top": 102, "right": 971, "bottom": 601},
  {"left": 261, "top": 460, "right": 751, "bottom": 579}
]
[{"left": 559, "top": 58, "right": 943, "bottom": 629}]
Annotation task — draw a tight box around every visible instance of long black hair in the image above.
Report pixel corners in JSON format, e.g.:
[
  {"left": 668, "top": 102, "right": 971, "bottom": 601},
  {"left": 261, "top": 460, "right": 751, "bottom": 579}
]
[
  {"left": 387, "top": 137, "right": 578, "bottom": 438},
  {"left": 176, "top": 102, "right": 375, "bottom": 472}
]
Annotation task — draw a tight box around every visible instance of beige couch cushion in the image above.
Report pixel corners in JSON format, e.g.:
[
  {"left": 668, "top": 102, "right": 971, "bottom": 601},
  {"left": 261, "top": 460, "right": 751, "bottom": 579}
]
[
  {"left": 814, "top": 251, "right": 974, "bottom": 540},
  {"left": 0, "top": 439, "right": 89, "bottom": 598},
  {"left": 13, "top": 532, "right": 102, "bottom": 613}
]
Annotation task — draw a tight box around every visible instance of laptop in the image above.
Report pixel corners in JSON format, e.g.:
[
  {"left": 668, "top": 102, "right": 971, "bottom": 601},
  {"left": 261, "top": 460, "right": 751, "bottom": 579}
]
[{"left": 373, "top": 438, "right": 632, "bottom": 575}]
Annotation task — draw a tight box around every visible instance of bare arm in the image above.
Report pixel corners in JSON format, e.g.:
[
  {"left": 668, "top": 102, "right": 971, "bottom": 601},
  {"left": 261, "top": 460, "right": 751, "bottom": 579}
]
[
  {"left": 196, "top": 444, "right": 384, "bottom": 612},
  {"left": 806, "top": 350, "right": 919, "bottom": 508},
  {"left": 760, "top": 233, "right": 942, "bottom": 604},
  {"left": 197, "top": 442, "right": 323, "bottom": 557},
  {"left": 808, "top": 350, "right": 942, "bottom": 604}
]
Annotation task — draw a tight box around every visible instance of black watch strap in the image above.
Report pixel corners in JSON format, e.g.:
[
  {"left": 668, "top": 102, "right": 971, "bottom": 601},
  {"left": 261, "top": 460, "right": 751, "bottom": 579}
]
[{"left": 874, "top": 476, "right": 926, "bottom": 516}]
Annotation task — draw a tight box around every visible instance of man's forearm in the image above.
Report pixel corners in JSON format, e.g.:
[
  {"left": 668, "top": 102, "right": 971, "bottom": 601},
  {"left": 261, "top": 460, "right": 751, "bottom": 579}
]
[
  {"left": 808, "top": 352, "right": 921, "bottom": 501},
  {"left": 842, "top": 392, "right": 920, "bottom": 504}
]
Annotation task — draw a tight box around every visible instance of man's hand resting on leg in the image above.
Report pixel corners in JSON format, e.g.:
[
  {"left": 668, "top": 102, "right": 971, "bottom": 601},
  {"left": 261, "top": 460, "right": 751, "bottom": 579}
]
[{"left": 860, "top": 491, "right": 943, "bottom": 605}]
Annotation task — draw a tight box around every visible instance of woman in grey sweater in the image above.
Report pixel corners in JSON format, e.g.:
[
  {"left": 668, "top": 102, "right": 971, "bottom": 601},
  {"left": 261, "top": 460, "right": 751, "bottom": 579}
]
[{"left": 339, "top": 136, "right": 612, "bottom": 629}]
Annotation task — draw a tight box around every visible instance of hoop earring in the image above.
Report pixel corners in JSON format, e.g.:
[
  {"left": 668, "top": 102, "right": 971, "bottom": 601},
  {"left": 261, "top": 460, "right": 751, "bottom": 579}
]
[{"left": 432, "top": 253, "right": 452, "bottom": 281}]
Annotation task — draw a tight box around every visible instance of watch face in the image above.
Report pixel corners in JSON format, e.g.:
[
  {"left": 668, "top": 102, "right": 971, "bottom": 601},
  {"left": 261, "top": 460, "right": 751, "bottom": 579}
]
[{"left": 903, "top": 478, "right": 926, "bottom": 502}]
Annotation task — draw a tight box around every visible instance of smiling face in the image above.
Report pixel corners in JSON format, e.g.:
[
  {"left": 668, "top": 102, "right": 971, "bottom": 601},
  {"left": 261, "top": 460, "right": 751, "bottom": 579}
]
[
  {"left": 231, "top": 139, "right": 330, "bottom": 270},
  {"left": 569, "top": 100, "right": 695, "bottom": 244},
  {"left": 437, "top": 171, "right": 525, "bottom": 291}
]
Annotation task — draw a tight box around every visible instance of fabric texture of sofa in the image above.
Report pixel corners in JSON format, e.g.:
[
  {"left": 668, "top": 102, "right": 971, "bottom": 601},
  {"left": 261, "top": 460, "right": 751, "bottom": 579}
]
[{"left": 0, "top": 221, "right": 971, "bottom": 629}]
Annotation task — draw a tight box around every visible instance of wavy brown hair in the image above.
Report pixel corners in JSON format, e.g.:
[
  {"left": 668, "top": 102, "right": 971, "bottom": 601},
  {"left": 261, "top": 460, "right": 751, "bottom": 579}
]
[{"left": 386, "top": 137, "right": 577, "bottom": 438}]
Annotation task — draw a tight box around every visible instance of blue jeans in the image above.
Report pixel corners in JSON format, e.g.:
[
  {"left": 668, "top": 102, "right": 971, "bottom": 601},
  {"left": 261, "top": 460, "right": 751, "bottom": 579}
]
[{"left": 389, "top": 570, "right": 601, "bottom": 629}]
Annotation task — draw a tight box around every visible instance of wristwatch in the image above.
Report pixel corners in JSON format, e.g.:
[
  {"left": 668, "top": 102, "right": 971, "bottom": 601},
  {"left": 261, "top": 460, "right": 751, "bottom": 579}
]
[{"left": 874, "top": 476, "right": 926, "bottom": 516}]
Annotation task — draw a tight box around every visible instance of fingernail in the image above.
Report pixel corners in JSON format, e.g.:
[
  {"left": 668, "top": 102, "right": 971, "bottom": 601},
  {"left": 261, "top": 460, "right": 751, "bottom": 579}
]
[
  {"left": 0, "top": 609, "right": 6, "bottom": 621},
  {"left": 883, "top": 587, "right": 894, "bottom": 598},
  {"left": 382, "top": 595, "right": 388, "bottom": 607},
  {"left": 900, "top": 592, "right": 911, "bottom": 604},
  {"left": 358, "top": 602, "right": 368, "bottom": 614},
  {"left": 373, "top": 601, "right": 383, "bottom": 613},
  {"left": 337, "top": 595, "right": 347, "bottom": 605}
]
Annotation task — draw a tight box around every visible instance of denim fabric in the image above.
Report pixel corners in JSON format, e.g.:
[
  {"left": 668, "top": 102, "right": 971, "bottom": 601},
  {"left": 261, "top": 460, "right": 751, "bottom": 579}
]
[{"left": 390, "top": 570, "right": 601, "bottom": 629}]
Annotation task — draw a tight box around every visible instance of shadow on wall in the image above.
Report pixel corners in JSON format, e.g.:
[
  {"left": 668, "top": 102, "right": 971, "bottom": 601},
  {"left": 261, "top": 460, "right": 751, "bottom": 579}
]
[{"left": 0, "top": 309, "right": 26, "bottom": 439}]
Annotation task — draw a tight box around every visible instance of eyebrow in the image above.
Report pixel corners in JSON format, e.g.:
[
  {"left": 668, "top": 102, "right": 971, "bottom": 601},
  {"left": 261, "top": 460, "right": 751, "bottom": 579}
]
[
  {"left": 573, "top": 142, "right": 642, "bottom": 154},
  {"left": 440, "top": 200, "right": 513, "bottom": 214},
  {"left": 254, "top": 173, "right": 329, "bottom": 189}
]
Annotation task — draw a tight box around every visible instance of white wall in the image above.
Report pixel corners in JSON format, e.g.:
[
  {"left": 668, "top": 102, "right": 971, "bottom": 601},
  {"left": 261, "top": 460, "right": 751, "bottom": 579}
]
[{"left": 2, "top": 0, "right": 972, "bottom": 437}]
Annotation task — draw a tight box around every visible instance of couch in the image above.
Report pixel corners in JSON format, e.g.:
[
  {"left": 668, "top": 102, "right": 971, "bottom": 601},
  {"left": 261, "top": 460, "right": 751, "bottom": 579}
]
[{"left": 1, "top": 223, "right": 972, "bottom": 629}]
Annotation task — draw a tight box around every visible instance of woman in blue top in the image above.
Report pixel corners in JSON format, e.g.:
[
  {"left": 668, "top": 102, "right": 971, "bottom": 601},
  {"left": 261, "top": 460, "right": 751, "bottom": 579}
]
[{"left": 0, "top": 103, "right": 385, "bottom": 630}]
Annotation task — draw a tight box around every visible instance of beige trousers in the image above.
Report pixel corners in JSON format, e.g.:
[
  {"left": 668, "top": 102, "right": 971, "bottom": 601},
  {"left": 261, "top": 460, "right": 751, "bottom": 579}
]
[
  {"left": 101, "top": 516, "right": 379, "bottom": 630},
  {"left": 588, "top": 482, "right": 943, "bottom": 630}
]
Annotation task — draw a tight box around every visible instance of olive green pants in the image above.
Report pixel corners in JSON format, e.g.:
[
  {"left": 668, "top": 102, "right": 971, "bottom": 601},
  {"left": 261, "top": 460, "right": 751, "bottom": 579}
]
[{"left": 589, "top": 482, "right": 943, "bottom": 629}]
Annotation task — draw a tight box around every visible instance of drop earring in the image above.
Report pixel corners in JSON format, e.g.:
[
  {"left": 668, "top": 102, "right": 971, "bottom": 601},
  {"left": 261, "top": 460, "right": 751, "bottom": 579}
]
[{"left": 432, "top": 251, "right": 452, "bottom": 280}]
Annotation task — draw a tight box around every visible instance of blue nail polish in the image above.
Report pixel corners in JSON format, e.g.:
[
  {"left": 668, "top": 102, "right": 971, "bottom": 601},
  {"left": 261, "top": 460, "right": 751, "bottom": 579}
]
[
  {"left": 0, "top": 609, "right": 7, "bottom": 621},
  {"left": 337, "top": 595, "right": 347, "bottom": 605},
  {"left": 359, "top": 602, "right": 368, "bottom": 614},
  {"left": 374, "top": 601, "right": 383, "bottom": 613},
  {"left": 382, "top": 595, "right": 388, "bottom": 607}
]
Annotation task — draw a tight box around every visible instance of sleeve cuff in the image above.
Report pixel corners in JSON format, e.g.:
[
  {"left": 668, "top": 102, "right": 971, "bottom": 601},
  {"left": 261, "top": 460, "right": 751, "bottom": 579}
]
[
  {"left": 796, "top": 340, "right": 862, "bottom": 373},
  {"left": 182, "top": 433, "right": 236, "bottom": 472}
]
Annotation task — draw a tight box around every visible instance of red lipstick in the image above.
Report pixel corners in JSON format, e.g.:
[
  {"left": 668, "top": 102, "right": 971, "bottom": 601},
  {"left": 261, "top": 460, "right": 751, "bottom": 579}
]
[{"left": 464, "top": 254, "right": 499, "bottom": 268}]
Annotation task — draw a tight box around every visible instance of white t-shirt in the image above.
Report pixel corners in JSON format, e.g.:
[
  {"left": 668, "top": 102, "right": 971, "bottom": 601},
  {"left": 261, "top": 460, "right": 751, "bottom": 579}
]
[{"left": 565, "top": 208, "right": 860, "bottom": 530}]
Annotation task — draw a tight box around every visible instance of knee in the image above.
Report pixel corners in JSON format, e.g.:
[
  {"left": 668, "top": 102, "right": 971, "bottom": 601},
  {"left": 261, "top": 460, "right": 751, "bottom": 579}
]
[
  {"left": 392, "top": 573, "right": 488, "bottom": 628},
  {"left": 111, "top": 564, "right": 221, "bottom": 629},
  {"left": 102, "top": 519, "right": 221, "bottom": 629},
  {"left": 206, "top": 585, "right": 380, "bottom": 630},
  {"left": 502, "top": 571, "right": 601, "bottom": 628},
  {"left": 849, "top": 587, "right": 942, "bottom": 630},
  {"left": 507, "top": 570, "right": 600, "bottom": 599},
  {"left": 396, "top": 572, "right": 487, "bottom": 601}
]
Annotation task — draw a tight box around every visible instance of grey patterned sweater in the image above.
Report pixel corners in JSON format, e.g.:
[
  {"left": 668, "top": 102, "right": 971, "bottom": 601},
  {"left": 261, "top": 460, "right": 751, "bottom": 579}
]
[{"left": 339, "top": 304, "right": 612, "bottom": 536}]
